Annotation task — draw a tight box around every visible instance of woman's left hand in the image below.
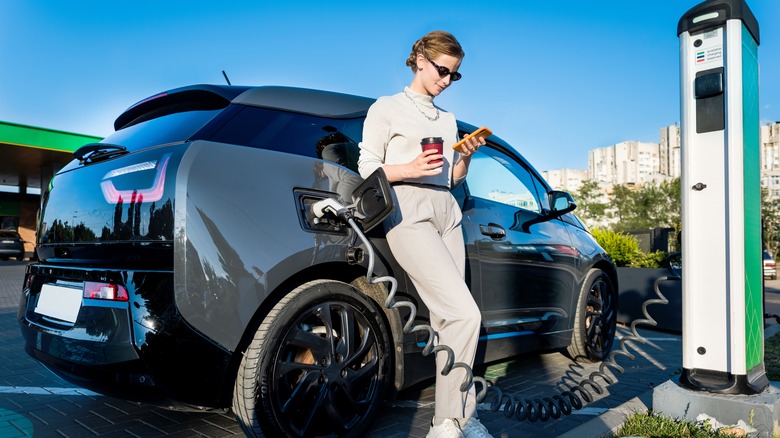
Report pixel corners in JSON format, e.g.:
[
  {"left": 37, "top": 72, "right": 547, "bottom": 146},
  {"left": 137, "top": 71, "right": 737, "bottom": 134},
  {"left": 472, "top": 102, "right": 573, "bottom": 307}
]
[{"left": 458, "top": 135, "right": 485, "bottom": 158}]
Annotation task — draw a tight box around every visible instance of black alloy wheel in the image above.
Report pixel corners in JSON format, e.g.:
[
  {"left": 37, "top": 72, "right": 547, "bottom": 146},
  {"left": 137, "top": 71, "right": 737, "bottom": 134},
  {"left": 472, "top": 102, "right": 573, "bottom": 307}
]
[
  {"left": 567, "top": 269, "right": 617, "bottom": 362},
  {"left": 233, "top": 279, "right": 392, "bottom": 437}
]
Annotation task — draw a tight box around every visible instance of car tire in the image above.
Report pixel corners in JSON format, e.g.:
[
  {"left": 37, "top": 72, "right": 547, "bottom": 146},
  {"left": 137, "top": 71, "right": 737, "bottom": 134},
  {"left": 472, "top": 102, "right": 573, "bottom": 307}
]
[
  {"left": 232, "top": 279, "right": 392, "bottom": 438},
  {"left": 567, "top": 269, "right": 617, "bottom": 363}
]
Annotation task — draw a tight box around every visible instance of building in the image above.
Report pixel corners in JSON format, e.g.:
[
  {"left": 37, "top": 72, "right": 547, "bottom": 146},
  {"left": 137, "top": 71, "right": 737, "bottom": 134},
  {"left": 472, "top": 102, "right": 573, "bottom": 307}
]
[
  {"left": 660, "top": 123, "right": 681, "bottom": 179},
  {"left": 0, "top": 121, "right": 102, "bottom": 258},
  {"left": 541, "top": 168, "right": 588, "bottom": 193},
  {"left": 588, "top": 140, "right": 662, "bottom": 186},
  {"left": 761, "top": 121, "right": 780, "bottom": 199},
  {"left": 544, "top": 121, "right": 780, "bottom": 205}
]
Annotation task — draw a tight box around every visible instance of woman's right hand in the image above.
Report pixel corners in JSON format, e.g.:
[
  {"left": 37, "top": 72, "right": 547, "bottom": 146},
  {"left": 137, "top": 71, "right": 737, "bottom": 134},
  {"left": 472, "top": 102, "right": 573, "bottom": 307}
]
[
  {"left": 406, "top": 149, "right": 443, "bottom": 178},
  {"left": 381, "top": 149, "right": 443, "bottom": 182}
]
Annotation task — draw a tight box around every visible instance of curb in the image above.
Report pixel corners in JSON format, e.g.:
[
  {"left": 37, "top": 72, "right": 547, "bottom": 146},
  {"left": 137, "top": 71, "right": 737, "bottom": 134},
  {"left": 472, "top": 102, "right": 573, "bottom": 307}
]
[
  {"left": 557, "top": 393, "right": 652, "bottom": 438},
  {"left": 558, "top": 322, "right": 780, "bottom": 438}
]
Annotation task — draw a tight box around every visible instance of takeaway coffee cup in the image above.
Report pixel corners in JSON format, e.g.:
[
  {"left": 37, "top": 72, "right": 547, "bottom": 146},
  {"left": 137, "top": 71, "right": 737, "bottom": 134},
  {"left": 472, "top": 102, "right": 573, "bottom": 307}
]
[{"left": 421, "top": 137, "right": 443, "bottom": 164}]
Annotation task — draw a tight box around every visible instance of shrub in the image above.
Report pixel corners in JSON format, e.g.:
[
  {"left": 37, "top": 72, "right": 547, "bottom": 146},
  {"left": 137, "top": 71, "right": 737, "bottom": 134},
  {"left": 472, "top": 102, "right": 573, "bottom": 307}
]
[
  {"left": 592, "top": 228, "right": 671, "bottom": 268},
  {"left": 632, "top": 250, "right": 669, "bottom": 268},
  {"left": 591, "top": 228, "right": 640, "bottom": 267}
]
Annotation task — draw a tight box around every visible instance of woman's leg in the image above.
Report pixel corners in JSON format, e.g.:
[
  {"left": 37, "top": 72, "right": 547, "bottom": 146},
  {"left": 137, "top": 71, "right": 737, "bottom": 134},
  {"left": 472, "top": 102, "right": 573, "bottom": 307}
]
[{"left": 385, "top": 187, "right": 481, "bottom": 422}]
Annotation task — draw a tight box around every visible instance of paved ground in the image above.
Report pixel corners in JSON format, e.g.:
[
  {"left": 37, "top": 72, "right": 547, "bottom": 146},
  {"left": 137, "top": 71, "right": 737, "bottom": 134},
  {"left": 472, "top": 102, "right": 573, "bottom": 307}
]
[{"left": 1, "top": 259, "right": 740, "bottom": 437}]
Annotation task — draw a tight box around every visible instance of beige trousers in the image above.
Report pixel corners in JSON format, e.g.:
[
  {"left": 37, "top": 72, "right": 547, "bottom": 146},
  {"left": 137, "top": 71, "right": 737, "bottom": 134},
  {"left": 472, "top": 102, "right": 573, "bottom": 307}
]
[{"left": 385, "top": 184, "right": 481, "bottom": 422}]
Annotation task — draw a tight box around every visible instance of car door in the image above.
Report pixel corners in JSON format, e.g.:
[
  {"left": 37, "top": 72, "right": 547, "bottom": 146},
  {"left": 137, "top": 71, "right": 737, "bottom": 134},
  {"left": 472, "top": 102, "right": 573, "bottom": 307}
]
[{"left": 459, "top": 145, "right": 579, "bottom": 338}]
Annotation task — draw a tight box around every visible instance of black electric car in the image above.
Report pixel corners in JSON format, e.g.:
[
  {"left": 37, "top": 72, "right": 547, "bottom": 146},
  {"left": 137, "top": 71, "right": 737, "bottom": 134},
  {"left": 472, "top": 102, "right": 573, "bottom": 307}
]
[{"left": 18, "top": 84, "right": 617, "bottom": 437}]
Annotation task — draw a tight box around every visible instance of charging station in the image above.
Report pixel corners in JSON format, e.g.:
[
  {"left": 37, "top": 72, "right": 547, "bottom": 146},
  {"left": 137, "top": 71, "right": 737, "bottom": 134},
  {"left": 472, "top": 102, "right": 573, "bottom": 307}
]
[{"left": 678, "top": 0, "right": 766, "bottom": 395}]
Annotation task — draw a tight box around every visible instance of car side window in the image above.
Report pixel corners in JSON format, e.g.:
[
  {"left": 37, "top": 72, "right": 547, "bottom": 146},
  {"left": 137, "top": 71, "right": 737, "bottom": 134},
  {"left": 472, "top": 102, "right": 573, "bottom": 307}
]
[
  {"left": 464, "top": 147, "right": 542, "bottom": 214},
  {"left": 207, "top": 105, "right": 364, "bottom": 173}
]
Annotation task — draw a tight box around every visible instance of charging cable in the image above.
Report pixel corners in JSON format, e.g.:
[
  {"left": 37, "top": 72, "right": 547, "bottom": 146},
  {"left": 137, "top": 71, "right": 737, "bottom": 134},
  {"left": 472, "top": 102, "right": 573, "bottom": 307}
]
[{"left": 311, "top": 197, "right": 671, "bottom": 422}]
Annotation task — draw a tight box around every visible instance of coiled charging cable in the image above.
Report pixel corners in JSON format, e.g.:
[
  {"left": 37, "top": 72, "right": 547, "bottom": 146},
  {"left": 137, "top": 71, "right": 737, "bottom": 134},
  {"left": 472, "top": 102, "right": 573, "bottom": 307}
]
[{"left": 314, "top": 198, "right": 673, "bottom": 422}]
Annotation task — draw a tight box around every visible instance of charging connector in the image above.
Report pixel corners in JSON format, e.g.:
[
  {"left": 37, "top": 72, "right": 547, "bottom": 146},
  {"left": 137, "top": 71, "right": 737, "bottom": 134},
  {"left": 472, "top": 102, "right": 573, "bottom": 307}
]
[{"left": 311, "top": 198, "right": 352, "bottom": 220}]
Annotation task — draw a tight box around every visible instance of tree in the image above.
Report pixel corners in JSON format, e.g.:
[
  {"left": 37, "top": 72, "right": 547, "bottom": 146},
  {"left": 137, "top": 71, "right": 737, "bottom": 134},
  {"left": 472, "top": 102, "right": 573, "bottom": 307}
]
[
  {"left": 611, "top": 178, "right": 681, "bottom": 233},
  {"left": 573, "top": 180, "right": 609, "bottom": 228},
  {"left": 762, "top": 187, "right": 780, "bottom": 258}
]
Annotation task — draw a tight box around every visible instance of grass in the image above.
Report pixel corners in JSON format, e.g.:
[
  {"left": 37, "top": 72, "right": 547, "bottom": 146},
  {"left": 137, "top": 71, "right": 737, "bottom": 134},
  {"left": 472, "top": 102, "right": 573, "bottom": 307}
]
[
  {"left": 612, "top": 330, "right": 780, "bottom": 438},
  {"left": 765, "top": 329, "right": 780, "bottom": 381},
  {"left": 613, "top": 411, "right": 729, "bottom": 437}
]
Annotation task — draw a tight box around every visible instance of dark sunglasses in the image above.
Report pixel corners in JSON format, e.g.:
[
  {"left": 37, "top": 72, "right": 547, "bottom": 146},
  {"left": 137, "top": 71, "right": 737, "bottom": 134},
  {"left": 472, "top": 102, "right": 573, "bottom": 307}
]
[{"left": 428, "top": 58, "right": 462, "bottom": 81}]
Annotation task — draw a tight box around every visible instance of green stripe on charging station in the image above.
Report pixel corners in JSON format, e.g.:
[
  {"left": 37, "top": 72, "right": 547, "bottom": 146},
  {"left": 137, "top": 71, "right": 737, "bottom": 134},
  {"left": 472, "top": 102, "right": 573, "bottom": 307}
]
[{"left": 742, "top": 24, "right": 762, "bottom": 370}]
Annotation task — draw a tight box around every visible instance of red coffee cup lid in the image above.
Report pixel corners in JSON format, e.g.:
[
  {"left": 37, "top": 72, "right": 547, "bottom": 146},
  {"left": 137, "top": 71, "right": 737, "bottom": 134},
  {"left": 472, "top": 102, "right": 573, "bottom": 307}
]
[{"left": 421, "top": 137, "right": 443, "bottom": 145}]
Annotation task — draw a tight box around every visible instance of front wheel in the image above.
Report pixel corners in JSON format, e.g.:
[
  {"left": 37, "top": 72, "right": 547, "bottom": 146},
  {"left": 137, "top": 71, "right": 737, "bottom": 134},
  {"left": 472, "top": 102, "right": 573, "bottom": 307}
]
[
  {"left": 233, "top": 279, "right": 392, "bottom": 437},
  {"left": 567, "top": 269, "right": 618, "bottom": 362}
]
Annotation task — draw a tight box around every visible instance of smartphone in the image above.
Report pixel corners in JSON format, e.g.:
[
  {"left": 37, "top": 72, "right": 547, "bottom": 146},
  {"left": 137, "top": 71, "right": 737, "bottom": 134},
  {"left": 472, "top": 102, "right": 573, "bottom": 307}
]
[{"left": 452, "top": 126, "right": 492, "bottom": 152}]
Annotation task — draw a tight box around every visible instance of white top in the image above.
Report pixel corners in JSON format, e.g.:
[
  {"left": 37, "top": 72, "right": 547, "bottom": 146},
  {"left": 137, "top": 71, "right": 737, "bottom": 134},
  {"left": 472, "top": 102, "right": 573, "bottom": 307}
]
[{"left": 358, "top": 87, "right": 462, "bottom": 188}]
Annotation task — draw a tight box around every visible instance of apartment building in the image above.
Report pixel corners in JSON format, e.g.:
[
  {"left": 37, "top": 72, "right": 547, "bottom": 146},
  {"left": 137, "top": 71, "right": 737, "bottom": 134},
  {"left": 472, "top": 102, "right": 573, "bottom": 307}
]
[
  {"left": 761, "top": 121, "right": 780, "bottom": 198},
  {"left": 541, "top": 168, "right": 588, "bottom": 193},
  {"left": 660, "top": 123, "right": 681, "bottom": 179},
  {"left": 588, "top": 140, "right": 662, "bottom": 186}
]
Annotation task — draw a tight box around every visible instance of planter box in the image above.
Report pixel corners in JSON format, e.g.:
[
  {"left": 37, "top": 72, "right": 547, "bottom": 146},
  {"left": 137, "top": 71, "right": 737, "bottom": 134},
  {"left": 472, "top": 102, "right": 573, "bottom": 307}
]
[{"left": 617, "top": 267, "right": 682, "bottom": 332}]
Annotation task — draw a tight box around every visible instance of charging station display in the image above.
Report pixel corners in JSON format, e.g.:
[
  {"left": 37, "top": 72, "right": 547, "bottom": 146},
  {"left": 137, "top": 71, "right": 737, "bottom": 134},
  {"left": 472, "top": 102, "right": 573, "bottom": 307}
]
[{"left": 678, "top": 0, "right": 766, "bottom": 394}]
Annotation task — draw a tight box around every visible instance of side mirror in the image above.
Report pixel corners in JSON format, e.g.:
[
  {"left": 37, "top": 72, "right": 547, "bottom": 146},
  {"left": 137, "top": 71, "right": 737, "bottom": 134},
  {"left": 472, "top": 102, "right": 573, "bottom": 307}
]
[
  {"left": 350, "top": 168, "right": 394, "bottom": 232},
  {"left": 549, "top": 190, "right": 576, "bottom": 217}
]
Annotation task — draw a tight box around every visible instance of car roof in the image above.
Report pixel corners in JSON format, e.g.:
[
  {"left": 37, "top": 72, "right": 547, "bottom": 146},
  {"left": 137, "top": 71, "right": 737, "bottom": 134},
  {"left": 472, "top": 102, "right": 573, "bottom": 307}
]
[{"left": 114, "top": 85, "right": 376, "bottom": 130}]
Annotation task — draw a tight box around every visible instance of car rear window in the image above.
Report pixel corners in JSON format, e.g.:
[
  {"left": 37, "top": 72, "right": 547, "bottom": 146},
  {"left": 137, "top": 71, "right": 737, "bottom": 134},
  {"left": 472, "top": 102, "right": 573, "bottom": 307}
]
[
  {"left": 0, "top": 231, "right": 19, "bottom": 239},
  {"left": 100, "top": 109, "right": 223, "bottom": 152}
]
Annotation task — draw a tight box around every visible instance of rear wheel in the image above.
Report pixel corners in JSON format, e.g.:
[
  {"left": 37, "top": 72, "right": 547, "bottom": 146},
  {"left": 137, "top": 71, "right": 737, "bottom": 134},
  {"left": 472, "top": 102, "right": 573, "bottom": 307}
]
[
  {"left": 567, "top": 269, "right": 617, "bottom": 362},
  {"left": 233, "top": 279, "right": 392, "bottom": 437}
]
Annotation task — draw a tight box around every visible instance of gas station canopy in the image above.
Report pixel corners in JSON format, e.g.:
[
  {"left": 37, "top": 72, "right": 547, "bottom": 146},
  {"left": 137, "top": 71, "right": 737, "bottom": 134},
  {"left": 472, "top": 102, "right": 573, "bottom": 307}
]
[{"left": 0, "top": 121, "right": 102, "bottom": 192}]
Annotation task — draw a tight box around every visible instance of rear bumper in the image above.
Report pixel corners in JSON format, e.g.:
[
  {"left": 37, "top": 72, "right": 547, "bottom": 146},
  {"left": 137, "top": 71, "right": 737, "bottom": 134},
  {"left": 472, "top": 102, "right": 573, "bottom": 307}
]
[
  {"left": 0, "top": 247, "right": 24, "bottom": 257},
  {"left": 18, "top": 263, "right": 234, "bottom": 408},
  {"left": 23, "top": 341, "right": 159, "bottom": 400}
]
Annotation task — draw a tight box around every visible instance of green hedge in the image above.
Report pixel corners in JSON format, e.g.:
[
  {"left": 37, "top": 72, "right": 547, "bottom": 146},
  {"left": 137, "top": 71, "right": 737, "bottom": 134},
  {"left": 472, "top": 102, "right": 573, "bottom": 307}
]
[{"left": 591, "top": 228, "right": 667, "bottom": 268}]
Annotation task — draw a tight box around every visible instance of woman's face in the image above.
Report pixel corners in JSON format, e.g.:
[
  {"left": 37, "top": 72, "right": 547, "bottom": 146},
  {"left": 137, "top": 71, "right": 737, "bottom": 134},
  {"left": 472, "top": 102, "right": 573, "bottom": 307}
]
[{"left": 415, "top": 53, "right": 462, "bottom": 97}]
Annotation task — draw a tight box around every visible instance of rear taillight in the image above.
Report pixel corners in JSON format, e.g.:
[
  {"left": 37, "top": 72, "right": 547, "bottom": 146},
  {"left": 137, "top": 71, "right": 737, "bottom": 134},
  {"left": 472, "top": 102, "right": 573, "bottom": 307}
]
[
  {"left": 83, "top": 282, "right": 128, "bottom": 301},
  {"left": 100, "top": 153, "right": 171, "bottom": 204}
]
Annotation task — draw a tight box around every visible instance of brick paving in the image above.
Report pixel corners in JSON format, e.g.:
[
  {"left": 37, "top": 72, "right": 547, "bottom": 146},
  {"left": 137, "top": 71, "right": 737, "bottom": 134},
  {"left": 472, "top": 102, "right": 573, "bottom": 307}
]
[{"left": 0, "top": 260, "right": 687, "bottom": 437}]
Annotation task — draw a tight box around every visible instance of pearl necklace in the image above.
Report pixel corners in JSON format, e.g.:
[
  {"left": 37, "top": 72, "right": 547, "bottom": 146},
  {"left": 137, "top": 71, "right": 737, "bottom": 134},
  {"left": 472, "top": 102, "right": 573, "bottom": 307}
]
[{"left": 403, "top": 90, "right": 440, "bottom": 122}]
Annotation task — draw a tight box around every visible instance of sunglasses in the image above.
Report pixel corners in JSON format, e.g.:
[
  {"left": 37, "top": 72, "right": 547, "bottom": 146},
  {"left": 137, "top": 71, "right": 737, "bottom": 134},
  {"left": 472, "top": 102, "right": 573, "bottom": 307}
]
[{"left": 428, "top": 58, "right": 462, "bottom": 82}]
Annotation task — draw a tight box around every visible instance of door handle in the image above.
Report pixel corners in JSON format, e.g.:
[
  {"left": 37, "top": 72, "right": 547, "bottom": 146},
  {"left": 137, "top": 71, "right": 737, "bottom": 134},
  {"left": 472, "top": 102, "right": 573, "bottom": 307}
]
[{"left": 479, "top": 223, "right": 506, "bottom": 240}]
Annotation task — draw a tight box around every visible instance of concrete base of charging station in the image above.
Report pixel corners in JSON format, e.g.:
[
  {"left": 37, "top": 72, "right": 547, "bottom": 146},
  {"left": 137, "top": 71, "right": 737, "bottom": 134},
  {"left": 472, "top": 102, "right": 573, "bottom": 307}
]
[{"left": 653, "top": 380, "right": 780, "bottom": 437}]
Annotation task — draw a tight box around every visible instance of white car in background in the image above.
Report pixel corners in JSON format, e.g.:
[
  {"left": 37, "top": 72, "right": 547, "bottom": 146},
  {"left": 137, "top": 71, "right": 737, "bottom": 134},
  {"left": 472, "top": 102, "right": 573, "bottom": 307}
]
[{"left": 764, "top": 250, "right": 777, "bottom": 280}]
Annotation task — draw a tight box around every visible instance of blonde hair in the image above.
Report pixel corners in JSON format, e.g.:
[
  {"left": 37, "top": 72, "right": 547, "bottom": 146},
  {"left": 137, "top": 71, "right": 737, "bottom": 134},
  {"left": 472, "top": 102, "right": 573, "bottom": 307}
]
[{"left": 405, "top": 30, "right": 464, "bottom": 73}]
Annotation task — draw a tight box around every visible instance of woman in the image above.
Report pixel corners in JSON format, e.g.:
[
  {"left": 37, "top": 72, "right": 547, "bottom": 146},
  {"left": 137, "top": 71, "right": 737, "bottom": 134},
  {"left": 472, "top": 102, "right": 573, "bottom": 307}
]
[{"left": 358, "top": 30, "right": 492, "bottom": 438}]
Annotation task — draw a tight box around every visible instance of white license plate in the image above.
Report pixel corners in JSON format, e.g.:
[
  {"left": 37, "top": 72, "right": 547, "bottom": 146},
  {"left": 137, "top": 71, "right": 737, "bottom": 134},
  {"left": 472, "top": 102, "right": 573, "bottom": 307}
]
[
  {"left": 1, "top": 240, "right": 13, "bottom": 244},
  {"left": 35, "top": 284, "right": 83, "bottom": 324}
]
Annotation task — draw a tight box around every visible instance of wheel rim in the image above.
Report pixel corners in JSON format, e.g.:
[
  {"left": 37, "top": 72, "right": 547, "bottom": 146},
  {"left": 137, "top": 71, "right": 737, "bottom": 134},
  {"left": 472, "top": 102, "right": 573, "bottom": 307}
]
[
  {"left": 584, "top": 277, "right": 616, "bottom": 358},
  {"left": 271, "top": 300, "right": 382, "bottom": 437}
]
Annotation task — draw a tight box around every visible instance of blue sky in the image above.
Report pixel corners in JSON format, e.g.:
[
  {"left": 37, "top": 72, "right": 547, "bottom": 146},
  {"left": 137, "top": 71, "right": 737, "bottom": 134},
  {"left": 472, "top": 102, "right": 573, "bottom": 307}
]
[{"left": 1, "top": 1, "right": 778, "bottom": 172}]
